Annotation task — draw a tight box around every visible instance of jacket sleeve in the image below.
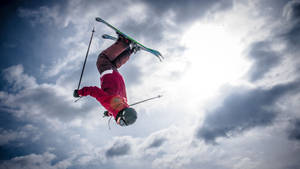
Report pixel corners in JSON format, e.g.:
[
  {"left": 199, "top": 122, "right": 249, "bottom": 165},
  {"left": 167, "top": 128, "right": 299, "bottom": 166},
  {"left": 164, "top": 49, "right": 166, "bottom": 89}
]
[{"left": 78, "top": 86, "right": 106, "bottom": 99}]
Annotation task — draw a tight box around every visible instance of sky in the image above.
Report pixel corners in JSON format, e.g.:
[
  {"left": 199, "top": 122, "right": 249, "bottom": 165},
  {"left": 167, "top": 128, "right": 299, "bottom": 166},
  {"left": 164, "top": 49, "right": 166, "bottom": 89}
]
[{"left": 0, "top": 0, "right": 300, "bottom": 169}]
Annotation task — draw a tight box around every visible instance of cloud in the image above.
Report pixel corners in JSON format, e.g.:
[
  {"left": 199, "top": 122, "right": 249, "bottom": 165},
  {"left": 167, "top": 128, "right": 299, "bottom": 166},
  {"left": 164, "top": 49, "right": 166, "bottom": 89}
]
[
  {"left": 0, "top": 152, "right": 72, "bottom": 169},
  {"left": 141, "top": 0, "right": 233, "bottom": 23},
  {"left": 140, "top": 129, "right": 169, "bottom": 150},
  {"left": 0, "top": 129, "right": 26, "bottom": 146},
  {"left": 243, "top": 1, "right": 300, "bottom": 83},
  {"left": 146, "top": 138, "right": 166, "bottom": 149},
  {"left": 281, "top": 0, "right": 300, "bottom": 53},
  {"left": 287, "top": 118, "right": 300, "bottom": 141},
  {"left": 0, "top": 64, "right": 96, "bottom": 122},
  {"left": 254, "top": 0, "right": 291, "bottom": 17},
  {"left": 17, "top": 1, "right": 76, "bottom": 29},
  {"left": 0, "top": 124, "right": 40, "bottom": 146},
  {"left": 196, "top": 80, "right": 300, "bottom": 144},
  {"left": 105, "top": 139, "right": 131, "bottom": 158},
  {"left": 208, "top": 0, "right": 300, "bottom": 145},
  {"left": 246, "top": 41, "right": 281, "bottom": 82},
  {"left": 2, "top": 64, "right": 37, "bottom": 91},
  {"left": 283, "top": 0, "right": 300, "bottom": 21},
  {"left": 0, "top": 152, "right": 55, "bottom": 169},
  {"left": 17, "top": 1, "right": 72, "bottom": 28},
  {"left": 116, "top": 0, "right": 234, "bottom": 45}
]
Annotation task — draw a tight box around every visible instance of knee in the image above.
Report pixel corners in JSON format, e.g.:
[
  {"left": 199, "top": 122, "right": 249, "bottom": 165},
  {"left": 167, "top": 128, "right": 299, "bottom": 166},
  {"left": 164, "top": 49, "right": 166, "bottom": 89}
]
[
  {"left": 98, "top": 52, "right": 106, "bottom": 59},
  {"left": 96, "top": 53, "right": 115, "bottom": 73},
  {"left": 97, "top": 53, "right": 105, "bottom": 64}
]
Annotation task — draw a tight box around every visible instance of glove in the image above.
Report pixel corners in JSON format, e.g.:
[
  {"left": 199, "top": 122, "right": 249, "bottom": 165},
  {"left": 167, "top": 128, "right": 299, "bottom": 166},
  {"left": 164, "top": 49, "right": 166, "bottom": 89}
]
[
  {"left": 73, "top": 89, "right": 80, "bottom": 98},
  {"left": 103, "top": 111, "right": 109, "bottom": 117}
]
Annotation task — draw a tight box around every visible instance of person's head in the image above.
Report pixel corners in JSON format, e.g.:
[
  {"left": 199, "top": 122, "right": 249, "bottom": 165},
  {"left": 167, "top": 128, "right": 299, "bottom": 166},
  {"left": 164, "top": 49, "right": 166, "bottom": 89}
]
[{"left": 116, "top": 107, "right": 137, "bottom": 126}]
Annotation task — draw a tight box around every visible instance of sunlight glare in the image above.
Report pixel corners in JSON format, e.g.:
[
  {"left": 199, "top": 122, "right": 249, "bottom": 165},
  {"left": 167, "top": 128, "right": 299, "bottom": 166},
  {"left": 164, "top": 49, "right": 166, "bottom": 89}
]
[{"left": 181, "top": 23, "right": 249, "bottom": 104}]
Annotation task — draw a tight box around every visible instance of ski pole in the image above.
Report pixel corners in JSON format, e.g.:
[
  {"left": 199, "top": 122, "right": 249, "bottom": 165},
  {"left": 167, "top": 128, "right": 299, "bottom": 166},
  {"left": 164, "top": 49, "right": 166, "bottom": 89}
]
[
  {"left": 102, "top": 95, "right": 162, "bottom": 115},
  {"left": 77, "top": 28, "right": 95, "bottom": 90},
  {"left": 102, "top": 95, "right": 162, "bottom": 129},
  {"left": 129, "top": 95, "right": 162, "bottom": 106},
  {"left": 74, "top": 96, "right": 83, "bottom": 103}
]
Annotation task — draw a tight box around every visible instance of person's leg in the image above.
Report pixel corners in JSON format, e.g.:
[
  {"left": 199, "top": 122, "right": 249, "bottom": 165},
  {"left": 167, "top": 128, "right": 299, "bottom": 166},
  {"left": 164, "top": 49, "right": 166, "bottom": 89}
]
[
  {"left": 96, "top": 38, "right": 130, "bottom": 74},
  {"left": 112, "top": 48, "right": 132, "bottom": 68},
  {"left": 102, "top": 40, "right": 129, "bottom": 61},
  {"left": 96, "top": 53, "right": 114, "bottom": 74}
]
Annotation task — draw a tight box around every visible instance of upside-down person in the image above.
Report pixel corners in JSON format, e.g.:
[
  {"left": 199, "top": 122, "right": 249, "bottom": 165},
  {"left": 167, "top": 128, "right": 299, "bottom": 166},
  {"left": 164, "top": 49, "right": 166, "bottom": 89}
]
[{"left": 73, "top": 34, "right": 139, "bottom": 126}]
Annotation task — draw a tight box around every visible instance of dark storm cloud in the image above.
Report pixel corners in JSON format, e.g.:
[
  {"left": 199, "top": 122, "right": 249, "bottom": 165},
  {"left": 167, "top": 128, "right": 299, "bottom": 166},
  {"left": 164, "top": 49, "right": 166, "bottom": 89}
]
[
  {"left": 147, "top": 138, "right": 166, "bottom": 149},
  {"left": 281, "top": 0, "right": 300, "bottom": 52},
  {"left": 196, "top": 80, "right": 300, "bottom": 144},
  {"left": 105, "top": 142, "right": 131, "bottom": 158},
  {"left": 255, "top": 0, "right": 291, "bottom": 18},
  {"left": 120, "top": 17, "right": 165, "bottom": 43},
  {"left": 285, "top": 0, "right": 300, "bottom": 21},
  {"left": 141, "top": 0, "right": 233, "bottom": 23},
  {"left": 287, "top": 118, "right": 300, "bottom": 141},
  {"left": 245, "top": 1, "right": 300, "bottom": 82},
  {"left": 121, "top": 0, "right": 233, "bottom": 43},
  {"left": 247, "top": 41, "right": 281, "bottom": 82},
  {"left": 282, "top": 23, "right": 300, "bottom": 51}
]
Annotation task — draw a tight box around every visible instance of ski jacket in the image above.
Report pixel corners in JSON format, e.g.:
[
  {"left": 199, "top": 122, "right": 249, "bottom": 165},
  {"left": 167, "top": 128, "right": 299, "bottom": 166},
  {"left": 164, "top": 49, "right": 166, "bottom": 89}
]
[{"left": 78, "top": 70, "right": 129, "bottom": 119}]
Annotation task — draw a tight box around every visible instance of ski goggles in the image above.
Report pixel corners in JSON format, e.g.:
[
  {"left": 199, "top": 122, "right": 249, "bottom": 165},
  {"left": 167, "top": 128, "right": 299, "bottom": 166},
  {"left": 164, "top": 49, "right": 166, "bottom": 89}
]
[
  {"left": 116, "top": 110, "right": 128, "bottom": 127},
  {"left": 119, "top": 117, "right": 128, "bottom": 126}
]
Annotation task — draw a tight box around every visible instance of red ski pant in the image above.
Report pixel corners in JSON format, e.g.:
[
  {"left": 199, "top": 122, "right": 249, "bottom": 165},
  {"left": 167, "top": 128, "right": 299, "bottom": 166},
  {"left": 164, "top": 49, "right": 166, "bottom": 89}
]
[{"left": 96, "top": 40, "right": 131, "bottom": 74}]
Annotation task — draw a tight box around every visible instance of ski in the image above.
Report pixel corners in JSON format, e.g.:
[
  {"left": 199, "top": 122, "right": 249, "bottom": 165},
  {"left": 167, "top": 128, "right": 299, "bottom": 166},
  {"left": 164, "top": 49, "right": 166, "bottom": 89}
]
[
  {"left": 96, "top": 17, "right": 164, "bottom": 62},
  {"left": 102, "top": 34, "right": 117, "bottom": 41}
]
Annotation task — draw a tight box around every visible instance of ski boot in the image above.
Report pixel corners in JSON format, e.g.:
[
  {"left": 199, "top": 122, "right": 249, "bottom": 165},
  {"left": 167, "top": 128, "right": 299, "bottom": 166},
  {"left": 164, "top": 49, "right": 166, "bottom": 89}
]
[
  {"left": 116, "top": 32, "right": 140, "bottom": 54},
  {"left": 117, "top": 32, "right": 132, "bottom": 45},
  {"left": 130, "top": 43, "right": 141, "bottom": 54}
]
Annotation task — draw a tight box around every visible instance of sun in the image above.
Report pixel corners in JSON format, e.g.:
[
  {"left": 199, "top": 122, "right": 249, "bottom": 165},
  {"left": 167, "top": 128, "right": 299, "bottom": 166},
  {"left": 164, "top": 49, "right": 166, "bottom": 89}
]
[{"left": 180, "top": 22, "right": 250, "bottom": 103}]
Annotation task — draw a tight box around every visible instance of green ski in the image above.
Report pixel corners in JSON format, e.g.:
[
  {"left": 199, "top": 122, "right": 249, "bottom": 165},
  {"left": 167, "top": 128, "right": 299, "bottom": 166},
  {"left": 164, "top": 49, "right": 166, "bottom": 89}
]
[{"left": 95, "top": 17, "right": 164, "bottom": 61}]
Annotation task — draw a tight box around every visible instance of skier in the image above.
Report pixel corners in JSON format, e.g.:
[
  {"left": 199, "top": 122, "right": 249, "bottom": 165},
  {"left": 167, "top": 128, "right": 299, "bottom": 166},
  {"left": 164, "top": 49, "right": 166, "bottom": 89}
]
[{"left": 73, "top": 34, "right": 138, "bottom": 126}]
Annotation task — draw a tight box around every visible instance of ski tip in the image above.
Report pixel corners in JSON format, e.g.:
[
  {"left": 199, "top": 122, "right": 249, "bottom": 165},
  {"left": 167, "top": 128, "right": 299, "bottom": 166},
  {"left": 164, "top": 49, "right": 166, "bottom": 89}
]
[
  {"left": 95, "top": 17, "right": 103, "bottom": 22},
  {"left": 154, "top": 52, "right": 164, "bottom": 62},
  {"left": 160, "top": 54, "right": 164, "bottom": 60},
  {"left": 102, "top": 34, "right": 117, "bottom": 40},
  {"left": 102, "top": 34, "right": 108, "bottom": 39}
]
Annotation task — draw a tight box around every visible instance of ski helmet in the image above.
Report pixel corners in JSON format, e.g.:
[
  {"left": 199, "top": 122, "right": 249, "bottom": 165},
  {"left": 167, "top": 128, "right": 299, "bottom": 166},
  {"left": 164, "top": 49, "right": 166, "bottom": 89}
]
[{"left": 116, "top": 107, "right": 137, "bottom": 126}]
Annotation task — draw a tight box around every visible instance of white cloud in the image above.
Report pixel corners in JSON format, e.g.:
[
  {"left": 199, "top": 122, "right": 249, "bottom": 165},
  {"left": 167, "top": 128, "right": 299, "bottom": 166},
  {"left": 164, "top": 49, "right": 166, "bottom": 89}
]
[
  {"left": 0, "top": 129, "right": 26, "bottom": 146},
  {"left": 0, "top": 64, "right": 102, "bottom": 128},
  {"left": 2, "top": 64, "right": 38, "bottom": 91},
  {"left": 0, "top": 124, "right": 41, "bottom": 146},
  {"left": 0, "top": 152, "right": 64, "bottom": 169}
]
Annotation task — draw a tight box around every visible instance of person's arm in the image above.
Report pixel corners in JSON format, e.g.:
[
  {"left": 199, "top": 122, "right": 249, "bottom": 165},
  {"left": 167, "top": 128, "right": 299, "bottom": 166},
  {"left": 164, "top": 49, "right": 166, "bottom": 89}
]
[{"left": 77, "top": 86, "right": 107, "bottom": 99}]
